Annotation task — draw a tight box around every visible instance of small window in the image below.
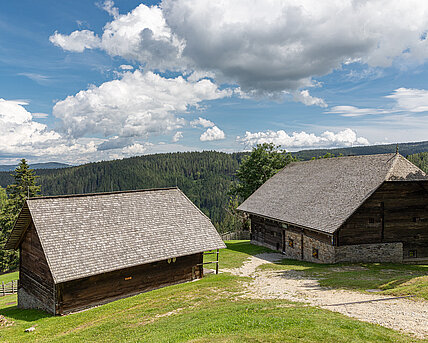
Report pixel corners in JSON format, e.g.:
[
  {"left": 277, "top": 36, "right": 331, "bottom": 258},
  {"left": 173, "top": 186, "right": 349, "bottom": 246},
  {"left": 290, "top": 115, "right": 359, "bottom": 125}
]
[
  {"left": 409, "top": 250, "right": 417, "bottom": 258},
  {"left": 312, "top": 248, "right": 319, "bottom": 259},
  {"left": 288, "top": 238, "right": 294, "bottom": 248},
  {"left": 368, "top": 218, "right": 375, "bottom": 224},
  {"left": 413, "top": 217, "right": 420, "bottom": 223}
]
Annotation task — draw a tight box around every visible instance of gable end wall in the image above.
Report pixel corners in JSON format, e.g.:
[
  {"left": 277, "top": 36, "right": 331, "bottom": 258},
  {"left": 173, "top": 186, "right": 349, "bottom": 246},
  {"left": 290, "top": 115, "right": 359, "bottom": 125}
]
[
  {"left": 18, "top": 223, "right": 56, "bottom": 314},
  {"left": 337, "top": 181, "right": 428, "bottom": 259}
]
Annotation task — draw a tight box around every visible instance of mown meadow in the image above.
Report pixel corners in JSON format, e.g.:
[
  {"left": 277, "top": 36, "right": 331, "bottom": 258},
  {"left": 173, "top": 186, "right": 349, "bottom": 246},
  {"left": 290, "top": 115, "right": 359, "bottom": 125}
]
[{"left": 0, "top": 241, "right": 426, "bottom": 342}]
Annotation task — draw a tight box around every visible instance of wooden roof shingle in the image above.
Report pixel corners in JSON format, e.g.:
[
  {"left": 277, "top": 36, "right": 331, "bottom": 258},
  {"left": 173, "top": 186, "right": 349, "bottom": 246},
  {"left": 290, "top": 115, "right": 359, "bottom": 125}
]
[
  {"left": 5, "top": 187, "right": 226, "bottom": 284},
  {"left": 238, "top": 153, "right": 428, "bottom": 234}
]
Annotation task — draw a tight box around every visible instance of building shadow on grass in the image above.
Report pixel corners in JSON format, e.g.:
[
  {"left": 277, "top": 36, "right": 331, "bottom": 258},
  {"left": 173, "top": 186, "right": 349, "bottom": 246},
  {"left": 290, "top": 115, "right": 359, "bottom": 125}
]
[{"left": 0, "top": 306, "right": 51, "bottom": 322}]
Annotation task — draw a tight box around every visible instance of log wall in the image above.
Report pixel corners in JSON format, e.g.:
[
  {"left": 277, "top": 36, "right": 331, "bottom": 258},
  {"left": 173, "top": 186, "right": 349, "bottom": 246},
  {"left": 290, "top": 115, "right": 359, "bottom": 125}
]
[
  {"left": 56, "top": 253, "right": 203, "bottom": 314},
  {"left": 338, "top": 181, "right": 428, "bottom": 258},
  {"left": 250, "top": 215, "right": 334, "bottom": 263},
  {"left": 19, "top": 224, "right": 55, "bottom": 314}
]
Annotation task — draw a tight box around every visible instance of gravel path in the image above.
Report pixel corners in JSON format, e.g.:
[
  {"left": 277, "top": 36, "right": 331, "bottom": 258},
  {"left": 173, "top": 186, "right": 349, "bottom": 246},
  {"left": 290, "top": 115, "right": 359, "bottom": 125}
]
[{"left": 223, "top": 253, "right": 428, "bottom": 339}]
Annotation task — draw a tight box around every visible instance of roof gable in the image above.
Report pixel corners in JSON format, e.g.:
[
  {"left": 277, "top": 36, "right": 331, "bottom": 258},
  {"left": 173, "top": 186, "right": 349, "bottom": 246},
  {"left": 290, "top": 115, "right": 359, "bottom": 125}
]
[
  {"left": 6, "top": 188, "right": 225, "bottom": 283},
  {"left": 238, "top": 153, "right": 427, "bottom": 234}
]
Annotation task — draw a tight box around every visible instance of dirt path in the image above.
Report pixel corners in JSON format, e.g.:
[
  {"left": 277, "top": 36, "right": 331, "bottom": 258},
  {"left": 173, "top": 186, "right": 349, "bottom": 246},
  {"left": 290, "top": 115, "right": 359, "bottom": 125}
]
[{"left": 223, "top": 253, "right": 428, "bottom": 339}]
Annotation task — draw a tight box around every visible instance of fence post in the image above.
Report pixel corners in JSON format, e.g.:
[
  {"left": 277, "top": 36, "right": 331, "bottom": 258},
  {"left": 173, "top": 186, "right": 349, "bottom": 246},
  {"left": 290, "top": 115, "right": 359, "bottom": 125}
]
[
  {"left": 2, "top": 282, "right": 4, "bottom": 296},
  {"left": 11, "top": 281, "right": 14, "bottom": 294},
  {"left": 215, "top": 249, "right": 219, "bottom": 274}
]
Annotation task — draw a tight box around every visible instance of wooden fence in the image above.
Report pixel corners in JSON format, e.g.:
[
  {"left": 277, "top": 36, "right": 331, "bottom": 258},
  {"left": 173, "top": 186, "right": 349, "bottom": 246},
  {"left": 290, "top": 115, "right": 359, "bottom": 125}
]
[
  {"left": 0, "top": 280, "right": 18, "bottom": 296},
  {"left": 220, "top": 231, "right": 250, "bottom": 241}
]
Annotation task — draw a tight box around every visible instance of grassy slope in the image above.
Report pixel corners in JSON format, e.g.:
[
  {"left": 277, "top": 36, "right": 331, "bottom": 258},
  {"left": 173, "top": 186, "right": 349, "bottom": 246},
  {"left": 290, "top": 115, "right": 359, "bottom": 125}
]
[
  {"left": 0, "top": 272, "right": 18, "bottom": 284},
  {"left": 0, "top": 241, "right": 426, "bottom": 342}
]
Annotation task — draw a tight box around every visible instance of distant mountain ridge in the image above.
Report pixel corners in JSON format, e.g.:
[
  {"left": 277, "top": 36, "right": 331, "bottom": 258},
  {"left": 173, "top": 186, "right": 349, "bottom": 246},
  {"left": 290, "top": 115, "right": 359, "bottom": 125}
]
[
  {"left": 292, "top": 140, "right": 428, "bottom": 160},
  {"left": 0, "top": 162, "right": 70, "bottom": 172}
]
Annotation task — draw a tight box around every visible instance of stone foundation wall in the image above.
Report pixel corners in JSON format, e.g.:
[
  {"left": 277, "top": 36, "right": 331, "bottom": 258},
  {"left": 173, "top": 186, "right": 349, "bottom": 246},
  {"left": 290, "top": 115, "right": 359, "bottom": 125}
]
[
  {"left": 252, "top": 239, "right": 403, "bottom": 264},
  {"left": 303, "top": 235, "right": 335, "bottom": 263},
  {"left": 282, "top": 230, "right": 302, "bottom": 260},
  {"left": 18, "top": 288, "right": 55, "bottom": 315},
  {"left": 335, "top": 242, "right": 403, "bottom": 263}
]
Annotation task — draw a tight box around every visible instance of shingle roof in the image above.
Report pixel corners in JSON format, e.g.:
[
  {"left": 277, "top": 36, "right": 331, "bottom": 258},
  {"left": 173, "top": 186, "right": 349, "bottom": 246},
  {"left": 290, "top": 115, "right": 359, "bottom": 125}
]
[
  {"left": 238, "top": 153, "right": 427, "bottom": 234},
  {"left": 6, "top": 187, "right": 226, "bottom": 284}
]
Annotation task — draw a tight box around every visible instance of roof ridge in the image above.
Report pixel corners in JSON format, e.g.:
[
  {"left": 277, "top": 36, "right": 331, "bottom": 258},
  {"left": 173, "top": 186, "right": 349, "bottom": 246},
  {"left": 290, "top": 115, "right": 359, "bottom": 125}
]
[
  {"left": 384, "top": 153, "right": 401, "bottom": 180},
  {"left": 27, "top": 187, "right": 179, "bottom": 201},
  {"left": 288, "top": 152, "right": 396, "bottom": 166},
  {"left": 385, "top": 153, "right": 427, "bottom": 181}
]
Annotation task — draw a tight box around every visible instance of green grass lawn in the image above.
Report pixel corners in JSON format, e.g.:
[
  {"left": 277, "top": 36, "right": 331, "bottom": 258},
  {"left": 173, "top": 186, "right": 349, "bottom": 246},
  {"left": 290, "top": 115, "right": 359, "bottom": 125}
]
[
  {"left": 204, "top": 240, "right": 274, "bottom": 269},
  {"left": 0, "top": 241, "right": 426, "bottom": 342},
  {"left": 0, "top": 272, "right": 18, "bottom": 284}
]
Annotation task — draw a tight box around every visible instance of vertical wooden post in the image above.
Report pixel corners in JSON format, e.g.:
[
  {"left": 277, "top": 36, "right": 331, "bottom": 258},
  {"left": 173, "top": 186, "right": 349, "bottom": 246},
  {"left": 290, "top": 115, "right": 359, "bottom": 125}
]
[
  {"left": 215, "top": 249, "right": 219, "bottom": 275},
  {"left": 381, "top": 201, "right": 385, "bottom": 242},
  {"left": 2, "top": 282, "right": 4, "bottom": 296},
  {"left": 301, "top": 230, "right": 304, "bottom": 261},
  {"left": 11, "top": 281, "right": 14, "bottom": 294}
]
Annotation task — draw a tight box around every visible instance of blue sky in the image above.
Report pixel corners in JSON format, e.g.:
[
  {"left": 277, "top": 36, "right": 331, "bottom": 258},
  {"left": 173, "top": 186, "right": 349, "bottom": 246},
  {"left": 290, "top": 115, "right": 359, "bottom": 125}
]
[{"left": 1, "top": 0, "right": 428, "bottom": 164}]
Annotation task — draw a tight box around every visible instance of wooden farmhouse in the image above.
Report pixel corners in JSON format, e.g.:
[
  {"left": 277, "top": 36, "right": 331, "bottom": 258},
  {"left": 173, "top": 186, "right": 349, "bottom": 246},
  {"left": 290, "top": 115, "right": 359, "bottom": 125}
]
[
  {"left": 5, "top": 187, "right": 225, "bottom": 315},
  {"left": 238, "top": 153, "right": 428, "bottom": 263}
]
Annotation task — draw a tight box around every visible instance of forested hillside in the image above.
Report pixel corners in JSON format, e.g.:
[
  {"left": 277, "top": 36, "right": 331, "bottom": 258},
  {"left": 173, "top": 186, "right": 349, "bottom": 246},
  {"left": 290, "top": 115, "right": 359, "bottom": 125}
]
[
  {"left": 406, "top": 152, "right": 428, "bottom": 173},
  {"left": 0, "top": 152, "right": 247, "bottom": 230},
  {"left": 1, "top": 144, "right": 428, "bottom": 232}
]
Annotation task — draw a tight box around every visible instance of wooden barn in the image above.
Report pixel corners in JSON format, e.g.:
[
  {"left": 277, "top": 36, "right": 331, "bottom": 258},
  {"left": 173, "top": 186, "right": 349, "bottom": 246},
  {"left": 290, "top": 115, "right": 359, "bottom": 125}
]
[
  {"left": 238, "top": 153, "right": 428, "bottom": 263},
  {"left": 5, "top": 187, "right": 226, "bottom": 315}
]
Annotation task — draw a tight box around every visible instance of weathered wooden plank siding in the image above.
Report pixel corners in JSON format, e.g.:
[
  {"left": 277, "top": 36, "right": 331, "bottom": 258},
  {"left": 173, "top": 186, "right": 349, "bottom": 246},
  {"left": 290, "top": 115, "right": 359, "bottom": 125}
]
[
  {"left": 56, "top": 253, "right": 203, "bottom": 314},
  {"left": 250, "top": 215, "right": 334, "bottom": 262},
  {"left": 19, "top": 224, "right": 55, "bottom": 313},
  {"left": 338, "top": 182, "right": 428, "bottom": 258}
]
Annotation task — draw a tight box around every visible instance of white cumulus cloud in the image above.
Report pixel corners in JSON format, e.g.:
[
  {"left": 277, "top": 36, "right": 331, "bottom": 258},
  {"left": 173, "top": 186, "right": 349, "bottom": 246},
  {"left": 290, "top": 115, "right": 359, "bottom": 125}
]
[
  {"left": 172, "top": 131, "right": 183, "bottom": 142},
  {"left": 121, "top": 143, "right": 147, "bottom": 156},
  {"left": 51, "top": 1, "right": 428, "bottom": 95},
  {"left": 0, "top": 99, "right": 60, "bottom": 154},
  {"left": 200, "top": 126, "right": 225, "bottom": 141},
  {"left": 237, "top": 128, "right": 369, "bottom": 150},
  {"left": 292, "top": 90, "right": 327, "bottom": 108},
  {"left": 0, "top": 99, "right": 103, "bottom": 163},
  {"left": 49, "top": 30, "right": 101, "bottom": 52},
  {"left": 119, "top": 64, "right": 134, "bottom": 70},
  {"left": 52, "top": 70, "right": 231, "bottom": 139},
  {"left": 190, "top": 117, "right": 215, "bottom": 128}
]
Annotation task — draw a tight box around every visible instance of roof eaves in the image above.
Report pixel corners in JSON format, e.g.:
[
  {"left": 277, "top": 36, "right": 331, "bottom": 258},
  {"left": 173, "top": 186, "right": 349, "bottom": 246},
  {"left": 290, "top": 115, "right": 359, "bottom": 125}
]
[
  {"left": 56, "top": 245, "right": 224, "bottom": 284},
  {"left": 4, "top": 202, "right": 31, "bottom": 250},
  {"left": 238, "top": 209, "right": 334, "bottom": 236}
]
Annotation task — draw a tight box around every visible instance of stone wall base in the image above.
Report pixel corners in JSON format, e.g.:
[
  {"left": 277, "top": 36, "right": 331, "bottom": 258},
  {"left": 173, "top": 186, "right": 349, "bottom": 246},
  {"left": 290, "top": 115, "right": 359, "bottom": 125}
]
[
  {"left": 251, "top": 239, "right": 403, "bottom": 264},
  {"left": 18, "top": 288, "right": 55, "bottom": 315},
  {"left": 335, "top": 242, "right": 403, "bottom": 263}
]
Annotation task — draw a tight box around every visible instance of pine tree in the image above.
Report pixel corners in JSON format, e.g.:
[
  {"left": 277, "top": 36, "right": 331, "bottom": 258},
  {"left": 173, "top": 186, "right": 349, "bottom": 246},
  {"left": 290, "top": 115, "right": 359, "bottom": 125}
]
[
  {"left": 7, "top": 159, "right": 40, "bottom": 213},
  {"left": 0, "top": 159, "right": 40, "bottom": 272}
]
